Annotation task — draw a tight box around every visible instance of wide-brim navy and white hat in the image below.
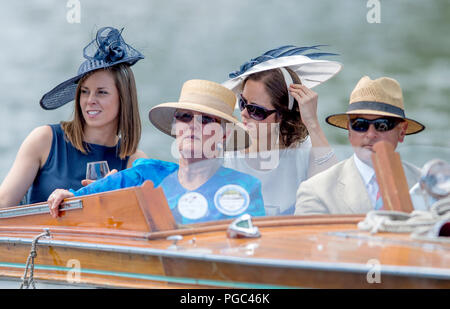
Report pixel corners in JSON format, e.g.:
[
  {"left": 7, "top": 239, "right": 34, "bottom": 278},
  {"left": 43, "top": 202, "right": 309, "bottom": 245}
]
[
  {"left": 222, "top": 45, "right": 342, "bottom": 96},
  {"left": 40, "top": 27, "right": 144, "bottom": 110}
]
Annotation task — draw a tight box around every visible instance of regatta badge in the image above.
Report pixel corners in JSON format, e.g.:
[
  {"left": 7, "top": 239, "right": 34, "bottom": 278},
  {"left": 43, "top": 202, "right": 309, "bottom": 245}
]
[
  {"left": 177, "top": 192, "right": 208, "bottom": 220},
  {"left": 214, "top": 185, "right": 249, "bottom": 216}
]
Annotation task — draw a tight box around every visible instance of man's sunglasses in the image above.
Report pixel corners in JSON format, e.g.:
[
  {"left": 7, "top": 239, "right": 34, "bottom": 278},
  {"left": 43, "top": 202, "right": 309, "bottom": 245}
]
[
  {"left": 349, "top": 117, "right": 402, "bottom": 132},
  {"left": 174, "top": 111, "right": 220, "bottom": 125},
  {"left": 239, "top": 95, "right": 277, "bottom": 121}
]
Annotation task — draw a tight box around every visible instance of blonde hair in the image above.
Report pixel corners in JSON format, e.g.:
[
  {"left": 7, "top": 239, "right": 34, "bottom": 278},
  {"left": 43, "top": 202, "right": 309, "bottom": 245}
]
[{"left": 61, "top": 63, "right": 141, "bottom": 159}]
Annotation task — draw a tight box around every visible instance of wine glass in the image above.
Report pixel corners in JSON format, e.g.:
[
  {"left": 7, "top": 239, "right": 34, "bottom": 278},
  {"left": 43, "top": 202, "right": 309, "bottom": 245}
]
[{"left": 86, "top": 161, "right": 110, "bottom": 181}]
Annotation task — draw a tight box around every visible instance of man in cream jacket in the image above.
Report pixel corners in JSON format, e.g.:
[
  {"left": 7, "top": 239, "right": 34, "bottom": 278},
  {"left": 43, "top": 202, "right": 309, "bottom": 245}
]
[{"left": 295, "top": 76, "right": 425, "bottom": 215}]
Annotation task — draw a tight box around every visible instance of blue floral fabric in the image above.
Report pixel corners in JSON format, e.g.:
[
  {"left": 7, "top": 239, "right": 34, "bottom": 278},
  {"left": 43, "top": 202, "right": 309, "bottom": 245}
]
[
  {"left": 71, "top": 158, "right": 265, "bottom": 224},
  {"left": 71, "top": 158, "right": 178, "bottom": 196}
]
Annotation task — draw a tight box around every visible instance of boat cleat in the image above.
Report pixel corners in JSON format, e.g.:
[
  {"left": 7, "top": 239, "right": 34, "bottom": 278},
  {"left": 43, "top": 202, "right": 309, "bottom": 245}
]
[
  {"left": 166, "top": 235, "right": 183, "bottom": 250},
  {"left": 227, "top": 214, "right": 261, "bottom": 239}
]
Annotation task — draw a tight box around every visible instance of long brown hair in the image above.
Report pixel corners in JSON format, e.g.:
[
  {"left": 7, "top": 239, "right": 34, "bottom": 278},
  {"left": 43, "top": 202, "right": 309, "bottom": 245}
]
[
  {"left": 243, "top": 68, "right": 308, "bottom": 148},
  {"left": 61, "top": 63, "right": 141, "bottom": 159}
]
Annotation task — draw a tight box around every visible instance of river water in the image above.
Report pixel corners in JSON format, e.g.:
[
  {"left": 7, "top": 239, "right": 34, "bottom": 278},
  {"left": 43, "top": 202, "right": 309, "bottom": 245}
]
[{"left": 0, "top": 0, "right": 449, "bottom": 181}]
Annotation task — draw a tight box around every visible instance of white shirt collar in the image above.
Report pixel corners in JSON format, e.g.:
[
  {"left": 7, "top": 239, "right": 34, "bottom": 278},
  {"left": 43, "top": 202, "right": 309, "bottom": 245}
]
[{"left": 353, "top": 153, "right": 375, "bottom": 186}]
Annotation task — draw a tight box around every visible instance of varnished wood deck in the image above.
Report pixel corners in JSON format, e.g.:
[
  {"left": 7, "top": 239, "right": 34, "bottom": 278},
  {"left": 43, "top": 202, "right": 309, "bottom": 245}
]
[
  {"left": 0, "top": 215, "right": 448, "bottom": 288},
  {"left": 0, "top": 180, "right": 448, "bottom": 288}
]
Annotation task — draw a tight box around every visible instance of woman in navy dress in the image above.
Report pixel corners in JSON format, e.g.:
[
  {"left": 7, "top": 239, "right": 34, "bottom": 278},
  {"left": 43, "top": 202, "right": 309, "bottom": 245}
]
[{"left": 0, "top": 27, "right": 147, "bottom": 206}]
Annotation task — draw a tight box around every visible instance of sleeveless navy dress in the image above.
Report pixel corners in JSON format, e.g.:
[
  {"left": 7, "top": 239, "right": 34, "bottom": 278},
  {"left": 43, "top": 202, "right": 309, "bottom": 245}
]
[{"left": 27, "top": 124, "right": 129, "bottom": 204}]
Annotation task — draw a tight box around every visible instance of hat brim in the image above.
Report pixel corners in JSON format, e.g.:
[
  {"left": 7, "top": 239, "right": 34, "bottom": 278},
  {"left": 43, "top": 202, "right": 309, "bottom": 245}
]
[
  {"left": 222, "top": 55, "right": 343, "bottom": 95},
  {"left": 149, "top": 102, "right": 251, "bottom": 151},
  {"left": 40, "top": 56, "right": 143, "bottom": 110},
  {"left": 39, "top": 75, "right": 81, "bottom": 110},
  {"left": 326, "top": 111, "right": 425, "bottom": 135}
]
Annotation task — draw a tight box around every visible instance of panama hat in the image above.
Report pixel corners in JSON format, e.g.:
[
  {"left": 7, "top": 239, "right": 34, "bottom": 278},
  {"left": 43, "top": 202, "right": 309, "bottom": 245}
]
[
  {"left": 149, "top": 79, "right": 250, "bottom": 151},
  {"left": 40, "top": 27, "right": 144, "bottom": 110},
  {"left": 326, "top": 76, "right": 425, "bottom": 135},
  {"left": 222, "top": 45, "right": 342, "bottom": 99}
]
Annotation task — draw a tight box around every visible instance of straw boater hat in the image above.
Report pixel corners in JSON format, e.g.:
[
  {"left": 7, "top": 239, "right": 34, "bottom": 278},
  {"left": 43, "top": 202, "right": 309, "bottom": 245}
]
[
  {"left": 40, "top": 27, "right": 144, "bottom": 110},
  {"left": 223, "top": 45, "right": 342, "bottom": 109},
  {"left": 148, "top": 79, "right": 250, "bottom": 151},
  {"left": 326, "top": 76, "right": 425, "bottom": 135}
]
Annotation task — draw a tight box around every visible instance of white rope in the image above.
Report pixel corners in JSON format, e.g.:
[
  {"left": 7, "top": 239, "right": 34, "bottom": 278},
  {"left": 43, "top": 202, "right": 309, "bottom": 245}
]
[
  {"left": 20, "top": 228, "right": 51, "bottom": 289},
  {"left": 357, "top": 197, "right": 450, "bottom": 237}
]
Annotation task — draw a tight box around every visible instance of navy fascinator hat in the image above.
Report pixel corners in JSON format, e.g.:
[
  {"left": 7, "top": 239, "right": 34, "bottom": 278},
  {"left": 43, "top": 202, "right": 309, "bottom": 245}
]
[{"left": 40, "top": 27, "right": 144, "bottom": 110}]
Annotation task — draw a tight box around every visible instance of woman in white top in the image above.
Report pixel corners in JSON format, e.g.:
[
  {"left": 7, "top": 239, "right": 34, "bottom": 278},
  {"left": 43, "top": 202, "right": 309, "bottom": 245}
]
[{"left": 223, "top": 45, "right": 342, "bottom": 215}]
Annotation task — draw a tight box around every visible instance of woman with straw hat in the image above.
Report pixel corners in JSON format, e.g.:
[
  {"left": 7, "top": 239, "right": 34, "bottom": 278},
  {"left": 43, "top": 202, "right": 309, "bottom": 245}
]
[
  {"left": 47, "top": 79, "right": 265, "bottom": 224},
  {"left": 222, "top": 45, "right": 342, "bottom": 216},
  {"left": 0, "top": 27, "right": 147, "bottom": 207}
]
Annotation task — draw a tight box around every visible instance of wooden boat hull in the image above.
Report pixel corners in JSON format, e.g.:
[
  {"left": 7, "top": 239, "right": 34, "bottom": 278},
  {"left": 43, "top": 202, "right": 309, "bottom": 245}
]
[
  {"left": 0, "top": 176, "right": 448, "bottom": 289},
  {"left": 1, "top": 215, "right": 448, "bottom": 288}
]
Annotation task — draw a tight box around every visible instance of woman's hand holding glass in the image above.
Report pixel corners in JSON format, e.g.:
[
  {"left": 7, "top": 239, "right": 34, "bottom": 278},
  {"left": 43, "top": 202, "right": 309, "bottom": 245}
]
[
  {"left": 86, "top": 161, "right": 110, "bottom": 180},
  {"left": 81, "top": 161, "right": 117, "bottom": 186},
  {"left": 47, "top": 161, "right": 120, "bottom": 218}
]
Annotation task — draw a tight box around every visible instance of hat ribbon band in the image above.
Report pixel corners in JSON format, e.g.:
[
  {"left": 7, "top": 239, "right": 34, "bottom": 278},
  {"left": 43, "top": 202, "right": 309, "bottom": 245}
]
[
  {"left": 347, "top": 101, "right": 405, "bottom": 118},
  {"left": 179, "top": 93, "right": 234, "bottom": 115},
  {"left": 279, "top": 67, "right": 295, "bottom": 110}
]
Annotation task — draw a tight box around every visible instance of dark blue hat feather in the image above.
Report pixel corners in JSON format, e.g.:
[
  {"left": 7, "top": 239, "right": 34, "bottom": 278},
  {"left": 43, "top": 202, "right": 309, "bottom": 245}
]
[{"left": 229, "top": 45, "right": 338, "bottom": 78}]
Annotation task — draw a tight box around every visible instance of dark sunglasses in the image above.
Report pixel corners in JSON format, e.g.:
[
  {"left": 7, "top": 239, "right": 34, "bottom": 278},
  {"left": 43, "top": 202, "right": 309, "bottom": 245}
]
[
  {"left": 174, "top": 111, "right": 220, "bottom": 125},
  {"left": 349, "top": 117, "right": 402, "bottom": 132},
  {"left": 239, "top": 95, "right": 277, "bottom": 121}
]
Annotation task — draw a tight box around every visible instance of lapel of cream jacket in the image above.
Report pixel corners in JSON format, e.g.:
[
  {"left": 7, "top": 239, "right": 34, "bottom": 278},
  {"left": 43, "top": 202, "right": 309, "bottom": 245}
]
[{"left": 335, "top": 157, "right": 373, "bottom": 214}]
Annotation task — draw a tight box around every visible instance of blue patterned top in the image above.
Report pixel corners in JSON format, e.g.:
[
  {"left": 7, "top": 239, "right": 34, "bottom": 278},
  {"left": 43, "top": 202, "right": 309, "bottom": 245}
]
[
  {"left": 72, "top": 158, "right": 265, "bottom": 224},
  {"left": 160, "top": 166, "right": 265, "bottom": 224}
]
